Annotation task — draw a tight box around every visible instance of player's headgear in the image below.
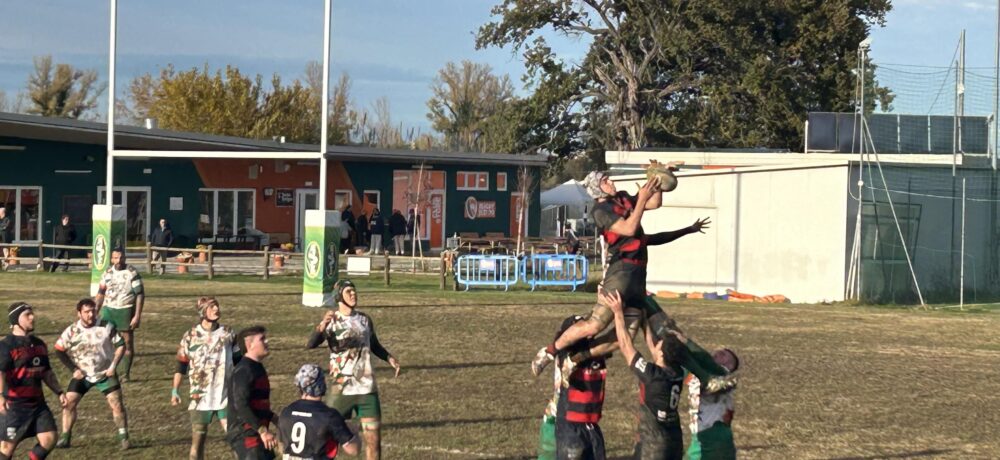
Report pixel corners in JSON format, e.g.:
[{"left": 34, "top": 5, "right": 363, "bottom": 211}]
[
  {"left": 335, "top": 279, "right": 356, "bottom": 304},
  {"left": 7, "top": 302, "right": 31, "bottom": 327},
  {"left": 197, "top": 296, "right": 219, "bottom": 319},
  {"left": 583, "top": 171, "right": 611, "bottom": 199},
  {"left": 294, "top": 363, "right": 327, "bottom": 397}
]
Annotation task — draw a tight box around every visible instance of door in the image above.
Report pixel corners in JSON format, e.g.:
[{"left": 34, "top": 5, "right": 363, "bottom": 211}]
[
  {"left": 510, "top": 192, "right": 528, "bottom": 237},
  {"left": 428, "top": 191, "right": 445, "bottom": 249},
  {"left": 98, "top": 186, "right": 150, "bottom": 245},
  {"left": 295, "top": 189, "right": 319, "bottom": 250}
]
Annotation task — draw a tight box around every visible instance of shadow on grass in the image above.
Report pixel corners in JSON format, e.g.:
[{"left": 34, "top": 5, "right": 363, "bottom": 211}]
[
  {"left": 826, "top": 449, "right": 955, "bottom": 460},
  {"left": 386, "top": 415, "right": 534, "bottom": 429},
  {"left": 402, "top": 360, "right": 521, "bottom": 371}
]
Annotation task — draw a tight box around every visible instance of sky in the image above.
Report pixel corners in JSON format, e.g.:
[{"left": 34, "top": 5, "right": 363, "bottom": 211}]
[{"left": 1, "top": 0, "right": 999, "bottom": 131}]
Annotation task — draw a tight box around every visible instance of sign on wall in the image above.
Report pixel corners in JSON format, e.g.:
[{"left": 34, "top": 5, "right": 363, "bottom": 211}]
[
  {"left": 276, "top": 189, "right": 294, "bottom": 207},
  {"left": 464, "top": 196, "right": 496, "bottom": 220}
]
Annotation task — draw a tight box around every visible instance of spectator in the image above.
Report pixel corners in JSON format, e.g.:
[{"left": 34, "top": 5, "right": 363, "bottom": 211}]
[
  {"left": 49, "top": 214, "right": 77, "bottom": 272},
  {"left": 340, "top": 215, "right": 352, "bottom": 255},
  {"left": 149, "top": 218, "right": 174, "bottom": 275},
  {"left": 389, "top": 209, "right": 406, "bottom": 256},
  {"left": 369, "top": 209, "right": 384, "bottom": 255},
  {"left": 342, "top": 205, "right": 356, "bottom": 253},
  {"left": 0, "top": 207, "right": 11, "bottom": 269},
  {"left": 356, "top": 212, "right": 369, "bottom": 252}
]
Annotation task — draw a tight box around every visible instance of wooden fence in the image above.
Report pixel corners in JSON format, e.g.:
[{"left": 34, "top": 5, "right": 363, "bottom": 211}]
[{"left": 0, "top": 242, "right": 449, "bottom": 287}]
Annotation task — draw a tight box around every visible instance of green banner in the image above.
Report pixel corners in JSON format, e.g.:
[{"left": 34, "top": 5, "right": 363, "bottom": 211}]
[
  {"left": 90, "top": 205, "right": 126, "bottom": 296},
  {"left": 302, "top": 210, "right": 341, "bottom": 307}
]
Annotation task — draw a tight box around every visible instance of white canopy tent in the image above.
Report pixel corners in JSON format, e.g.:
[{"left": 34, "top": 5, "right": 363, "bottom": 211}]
[{"left": 540, "top": 180, "right": 592, "bottom": 236}]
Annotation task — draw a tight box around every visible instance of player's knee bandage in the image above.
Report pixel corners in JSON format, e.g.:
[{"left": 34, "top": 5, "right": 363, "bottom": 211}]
[{"left": 361, "top": 420, "right": 380, "bottom": 431}]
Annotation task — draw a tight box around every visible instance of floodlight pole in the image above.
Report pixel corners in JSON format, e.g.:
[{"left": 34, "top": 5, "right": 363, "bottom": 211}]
[
  {"left": 318, "top": 0, "right": 331, "bottom": 211},
  {"left": 106, "top": 0, "right": 118, "bottom": 195}
]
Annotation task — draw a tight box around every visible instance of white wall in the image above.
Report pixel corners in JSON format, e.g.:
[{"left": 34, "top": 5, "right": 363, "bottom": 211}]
[{"left": 612, "top": 164, "right": 850, "bottom": 303}]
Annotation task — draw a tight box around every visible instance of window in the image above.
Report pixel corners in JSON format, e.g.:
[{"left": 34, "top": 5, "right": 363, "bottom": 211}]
[
  {"left": 497, "top": 172, "right": 508, "bottom": 191},
  {"left": 98, "top": 187, "right": 151, "bottom": 244},
  {"left": 199, "top": 189, "right": 255, "bottom": 239},
  {"left": 0, "top": 186, "right": 42, "bottom": 242},
  {"left": 335, "top": 190, "right": 353, "bottom": 211},
  {"left": 363, "top": 190, "right": 380, "bottom": 214},
  {"left": 861, "top": 202, "right": 920, "bottom": 261},
  {"left": 457, "top": 171, "right": 489, "bottom": 191}
]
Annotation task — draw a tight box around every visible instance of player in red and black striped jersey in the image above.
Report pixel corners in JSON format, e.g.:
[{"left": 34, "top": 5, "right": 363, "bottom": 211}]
[
  {"left": 532, "top": 170, "right": 710, "bottom": 377},
  {"left": 0, "top": 302, "right": 67, "bottom": 460},
  {"left": 553, "top": 315, "right": 608, "bottom": 460},
  {"left": 279, "top": 364, "right": 359, "bottom": 459},
  {"left": 226, "top": 326, "right": 278, "bottom": 460}
]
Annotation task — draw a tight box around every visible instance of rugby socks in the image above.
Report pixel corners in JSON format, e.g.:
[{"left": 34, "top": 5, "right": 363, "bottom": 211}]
[
  {"left": 117, "top": 427, "right": 129, "bottom": 441},
  {"left": 28, "top": 444, "right": 49, "bottom": 460},
  {"left": 120, "top": 355, "right": 133, "bottom": 379}
]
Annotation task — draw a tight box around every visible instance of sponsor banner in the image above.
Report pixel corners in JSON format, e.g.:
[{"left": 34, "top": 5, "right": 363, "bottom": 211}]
[
  {"left": 90, "top": 205, "right": 126, "bottom": 296},
  {"left": 464, "top": 197, "right": 496, "bottom": 220},
  {"left": 302, "top": 210, "right": 341, "bottom": 307}
]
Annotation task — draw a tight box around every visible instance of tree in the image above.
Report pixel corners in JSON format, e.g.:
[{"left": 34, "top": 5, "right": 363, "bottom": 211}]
[
  {"left": 426, "top": 61, "right": 514, "bottom": 151},
  {"left": 120, "top": 64, "right": 358, "bottom": 144},
  {"left": 26, "top": 55, "right": 105, "bottom": 119},
  {"left": 477, "top": 0, "right": 893, "bottom": 152}
]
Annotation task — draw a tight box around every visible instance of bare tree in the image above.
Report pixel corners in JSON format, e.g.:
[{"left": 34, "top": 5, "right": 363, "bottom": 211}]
[
  {"left": 515, "top": 165, "right": 536, "bottom": 254},
  {"left": 27, "top": 55, "right": 106, "bottom": 119}
]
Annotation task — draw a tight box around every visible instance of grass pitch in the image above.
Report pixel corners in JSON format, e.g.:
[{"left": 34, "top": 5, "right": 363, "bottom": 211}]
[{"left": 1, "top": 271, "right": 999, "bottom": 459}]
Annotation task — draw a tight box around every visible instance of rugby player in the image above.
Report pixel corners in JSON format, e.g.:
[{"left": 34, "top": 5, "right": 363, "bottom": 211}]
[
  {"left": 306, "top": 279, "right": 399, "bottom": 460},
  {"left": 552, "top": 315, "right": 607, "bottom": 460},
  {"left": 532, "top": 170, "right": 709, "bottom": 376},
  {"left": 172, "top": 297, "right": 240, "bottom": 460},
  {"left": 666, "top": 329, "right": 739, "bottom": 460},
  {"left": 606, "top": 290, "right": 685, "bottom": 460},
  {"left": 0, "top": 302, "right": 67, "bottom": 460},
  {"left": 94, "top": 248, "right": 144, "bottom": 381},
  {"left": 227, "top": 326, "right": 278, "bottom": 460},
  {"left": 53, "top": 298, "right": 128, "bottom": 450},
  {"left": 278, "top": 363, "right": 360, "bottom": 459}
]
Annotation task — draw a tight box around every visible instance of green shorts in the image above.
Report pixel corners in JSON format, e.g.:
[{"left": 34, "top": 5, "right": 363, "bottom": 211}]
[
  {"left": 67, "top": 376, "right": 121, "bottom": 396},
  {"left": 100, "top": 306, "right": 135, "bottom": 331},
  {"left": 538, "top": 414, "right": 556, "bottom": 460},
  {"left": 687, "top": 423, "right": 736, "bottom": 460},
  {"left": 191, "top": 409, "right": 227, "bottom": 426},
  {"left": 326, "top": 392, "right": 381, "bottom": 420}
]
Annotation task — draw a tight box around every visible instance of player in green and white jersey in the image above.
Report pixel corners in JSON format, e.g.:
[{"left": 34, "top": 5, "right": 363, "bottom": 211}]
[
  {"left": 95, "top": 248, "right": 144, "bottom": 381},
  {"left": 53, "top": 298, "right": 129, "bottom": 450},
  {"left": 172, "top": 297, "right": 240, "bottom": 460}
]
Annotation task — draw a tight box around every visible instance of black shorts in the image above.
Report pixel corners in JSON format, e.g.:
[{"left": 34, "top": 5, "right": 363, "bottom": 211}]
[
  {"left": 556, "top": 419, "right": 605, "bottom": 460},
  {"left": 0, "top": 403, "right": 56, "bottom": 444},
  {"left": 634, "top": 406, "right": 683, "bottom": 460},
  {"left": 602, "top": 263, "right": 647, "bottom": 306},
  {"left": 228, "top": 431, "right": 275, "bottom": 460}
]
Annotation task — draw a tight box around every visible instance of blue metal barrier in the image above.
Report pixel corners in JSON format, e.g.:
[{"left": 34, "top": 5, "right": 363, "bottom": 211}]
[
  {"left": 523, "top": 254, "right": 588, "bottom": 291},
  {"left": 455, "top": 255, "right": 520, "bottom": 291}
]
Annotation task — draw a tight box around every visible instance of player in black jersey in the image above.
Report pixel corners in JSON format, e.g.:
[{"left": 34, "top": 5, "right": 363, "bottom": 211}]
[
  {"left": 227, "top": 326, "right": 278, "bottom": 460},
  {"left": 606, "top": 290, "right": 685, "bottom": 460},
  {"left": 279, "top": 364, "right": 359, "bottom": 459},
  {"left": 0, "top": 302, "right": 67, "bottom": 460}
]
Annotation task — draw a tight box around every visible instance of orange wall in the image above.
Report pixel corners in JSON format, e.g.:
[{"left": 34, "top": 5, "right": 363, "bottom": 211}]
[{"left": 193, "top": 159, "right": 362, "bottom": 234}]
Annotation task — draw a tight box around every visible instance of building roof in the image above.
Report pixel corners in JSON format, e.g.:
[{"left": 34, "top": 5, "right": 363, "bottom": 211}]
[{"left": 0, "top": 112, "right": 548, "bottom": 167}]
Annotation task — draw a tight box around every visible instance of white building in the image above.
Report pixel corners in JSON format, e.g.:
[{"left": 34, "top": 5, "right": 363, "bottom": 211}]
[{"left": 607, "top": 150, "right": 1000, "bottom": 304}]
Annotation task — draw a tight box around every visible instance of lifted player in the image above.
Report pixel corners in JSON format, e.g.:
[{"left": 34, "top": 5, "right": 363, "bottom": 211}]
[
  {"left": 279, "top": 363, "right": 360, "bottom": 459},
  {"left": 172, "top": 297, "right": 240, "bottom": 460},
  {"left": 532, "top": 170, "right": 709, "bottom": 376},
  {"left": 227, "top": 326, "right": 278, "bottom": 460},
  {"left": 53, "top": 298, "right": 128, "bottom": 450},
  {"left": 0, "top": 302, "right": 68, "bottom": 460},
  {"left": 95, "top": 248, "right": 144, "bottom": 381},
  {"left": 307, "top": 280, "right": 399, "bottom": 460}
]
